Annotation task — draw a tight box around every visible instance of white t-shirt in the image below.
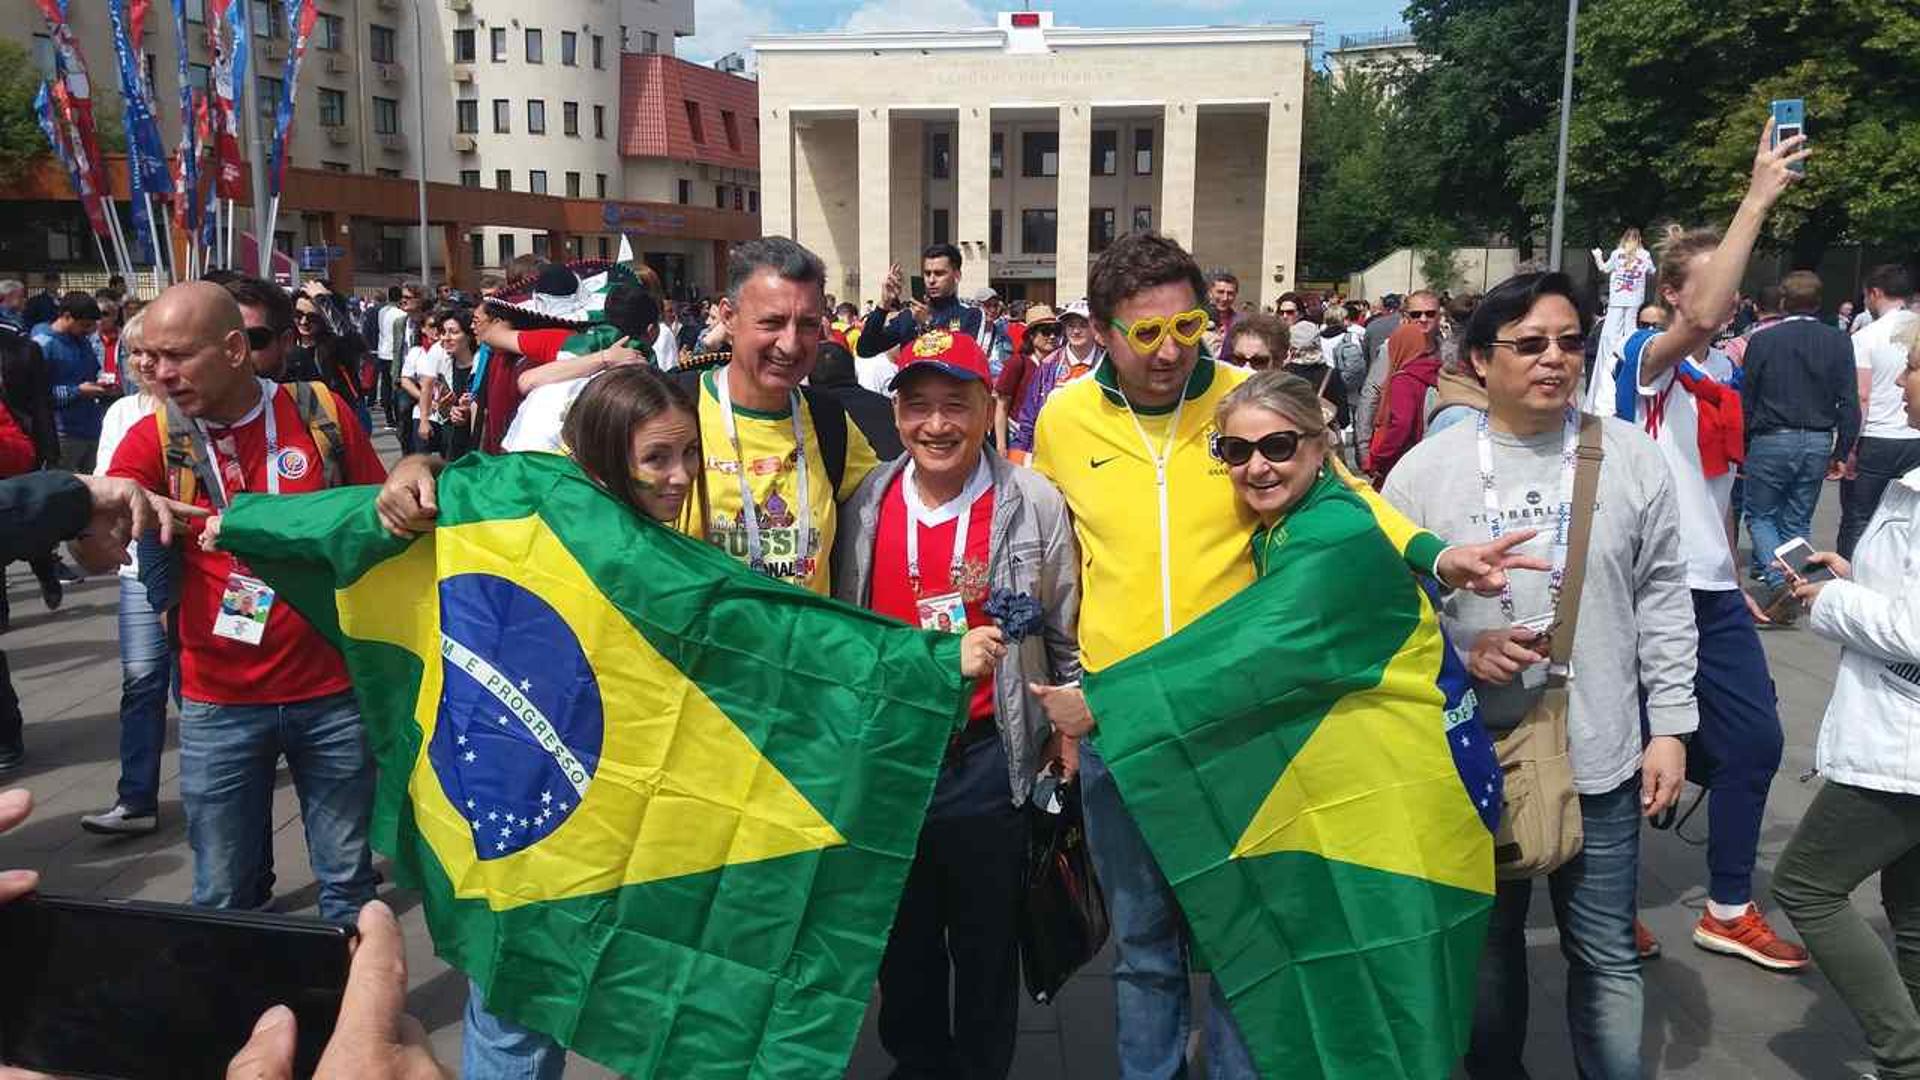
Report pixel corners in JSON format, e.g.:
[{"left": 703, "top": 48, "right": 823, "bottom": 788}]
[
  {"left": 95, "top": 393, "right": 158, "bottom": 579},
  {"left": 377, "top": 304, "right": 410, "bottom": 363},
  {"left": 1603, "top": 248, "right": 1655, "bottom": 309},
  {"left": 402, "top": 344, "right": 453, "bottom": 424},
  {"left": 854, "top": 352, "right": 896, "bottom": 398},
  {"left": 500, "top": 356, "right": 587, "bottom": 453},
  {"left": 1608, "top": 334, "right": 1739, "bottom": 591},
  {"left": 1855, "top": 307, "right": 1919, "bottom": 441},
  {"left": 1852, "top": 310, "right": 1875, "bottom": 335}
]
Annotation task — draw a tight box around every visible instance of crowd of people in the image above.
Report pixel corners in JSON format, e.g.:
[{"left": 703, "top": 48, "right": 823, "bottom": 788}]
[{"left": 3, "top": 111, "right": 1920, "bottom": 1080}]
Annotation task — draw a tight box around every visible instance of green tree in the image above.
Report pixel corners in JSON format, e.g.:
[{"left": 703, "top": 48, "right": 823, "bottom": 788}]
[
  {"left": 1298, "top": 70, "right": 1412, "bottom": 281},
  {"left": 0, "top": 40, "right": 48, "bottom": 188}
]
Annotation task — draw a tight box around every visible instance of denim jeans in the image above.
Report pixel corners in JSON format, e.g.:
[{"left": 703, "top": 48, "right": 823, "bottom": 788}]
[
  {"left": 463, "top": 979, "right": 564, "bottom": 1080},
  {"left": 1467, "top": 779, "right": 1643, "bottom": 1080},
  {"left": 114, "top": 575, "right": 172, "bottom": 814},
  {"left": 1080, "top": 744, "right": 1257, "bottom": 1079},
  {"left": 1686, "top": 588, "right": 1783, "bottom": 907},
  {"left": 1838, "top": 436, "right": 1920, "bottom": 559},
  {"left": 178, "top": 690, "right": 378, "bottom": 922},
  {"left": 1744, "top": 428, "right": 1834, "bottom": 587}
]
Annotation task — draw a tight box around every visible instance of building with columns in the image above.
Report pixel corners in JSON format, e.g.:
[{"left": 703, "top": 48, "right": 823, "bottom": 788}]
[{"left": 754, "top": 12, "right": 1309, "bottom": 309}]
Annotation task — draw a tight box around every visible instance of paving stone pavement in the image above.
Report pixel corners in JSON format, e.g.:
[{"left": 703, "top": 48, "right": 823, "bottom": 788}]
[{"left": 0, "top": 447, "right": 1886, "bottom": 1077}]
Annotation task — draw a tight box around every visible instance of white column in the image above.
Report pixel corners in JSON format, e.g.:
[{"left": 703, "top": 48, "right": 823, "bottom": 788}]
[
  {"left": 1159, "top": 101, "right": 1198, "bottom": 249},
  {"left": 857, "top": 107, "right": 892, "bottom": 309},
  {"left": 1055, "top": 104, "right": 1092, "bottom": 302},
  {"left": 957, "top": 106, "right": 992, "bottom": 274},
  {"left": 760, "top": 107, "right": 794, "bottom": 237},
  {"left": 1260, "top": 97, "right": 1303, "bottom": 307}
]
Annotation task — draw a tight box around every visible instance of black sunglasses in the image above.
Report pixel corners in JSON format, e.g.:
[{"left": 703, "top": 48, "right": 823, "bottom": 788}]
[
  {"left": 1636, "top": 320, "right": 1662, "bottom": 330},
  {"left": 245, "top": 325, "right": 280, "bottom": 350},
  {"left": 1212, "top": 430, "right": 1304, "bottom": 467},
  {"left": 1232, "top": 352, "right": 1275, "bottom": 369},
  {"left": 1406, "top": 309, "right": 1442, "bottom": 321},
  {"left": 1492, "top": 333, "right": 1586, "bottom": 358}
]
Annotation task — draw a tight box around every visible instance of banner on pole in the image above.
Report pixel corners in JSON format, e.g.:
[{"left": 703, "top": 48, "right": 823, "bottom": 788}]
[
  {"left": 206, "top": 0, "right": 249, "bottom": 201},
  {"left": 268, "top": 0, "right": 317, "bottom": 199}
]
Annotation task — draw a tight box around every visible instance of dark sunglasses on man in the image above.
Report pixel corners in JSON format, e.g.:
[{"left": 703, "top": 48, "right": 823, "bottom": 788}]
[
  {"left": 1492, "top": 333, "right": 1586, "bottom": 358},
  {"left": 1405, "top": 307, "right": 1442, "bottom": 322},
  {"left": 1211, "top": 430, "right": 1306, "bottom": 467},
  {"left": 244, "top": 325, "right": 281, "bottom": 351},
  {"left": 1636, "top": 319, "right": 1662, "bottom": 330},
  {"left": 1231, "top": 349, "right": 1275, "bottom": 370}
]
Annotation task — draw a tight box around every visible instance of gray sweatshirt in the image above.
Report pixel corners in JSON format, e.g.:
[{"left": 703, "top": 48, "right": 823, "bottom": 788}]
[{"left": 1383, "top": 414, "right": 1699, "bottom": 794}]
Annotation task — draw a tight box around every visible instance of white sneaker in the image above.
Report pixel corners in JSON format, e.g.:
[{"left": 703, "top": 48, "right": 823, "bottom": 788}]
[{"left": 80, "top": 804, "right": 158, "bottom": 835}]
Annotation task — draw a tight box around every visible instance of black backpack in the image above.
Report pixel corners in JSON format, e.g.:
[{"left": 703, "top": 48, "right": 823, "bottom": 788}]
[{"left": 670, "top": 368, "right": 849, "bottom": 495}]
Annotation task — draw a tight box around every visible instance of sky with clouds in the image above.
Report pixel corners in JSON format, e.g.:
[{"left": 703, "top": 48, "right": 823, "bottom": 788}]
[{"left": 678, "top": 0, "right": 1410, "bottom": 69}]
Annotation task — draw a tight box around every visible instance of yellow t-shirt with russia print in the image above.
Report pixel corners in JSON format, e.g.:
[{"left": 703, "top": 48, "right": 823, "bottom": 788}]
[{"left": 693, "top": 367, "right": 880, "bottom": 595}]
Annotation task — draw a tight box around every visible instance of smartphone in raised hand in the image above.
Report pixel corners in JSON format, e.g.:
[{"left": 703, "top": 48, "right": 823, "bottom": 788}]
[{"left": 1771, "top": 98, "right": 1806, "bottom": 174}]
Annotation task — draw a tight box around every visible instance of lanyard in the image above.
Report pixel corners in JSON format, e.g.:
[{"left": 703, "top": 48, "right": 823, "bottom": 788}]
[
  {"left": 1119, "top": 390, "right": 1187, "bottom": 639},
  {"left": 1476, "top": 406, "right": 1578, "bottom": 623},
  {"left": 713, "top": 368, "right": 810, "bottom": 575},
  {"left": 200, "top": 381, "right": 281, "bottom": 506},
  {"left": 902, "top": 456, "right": 991, "bottom": 596}
]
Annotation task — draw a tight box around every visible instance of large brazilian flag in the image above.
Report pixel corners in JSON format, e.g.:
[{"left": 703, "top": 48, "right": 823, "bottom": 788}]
[
  {"left": 1083, "top": 470, "right": 1502, "bottom": 1079},
  {"left": 217, "top": 452, "right": 969, "bottom": 1078}
]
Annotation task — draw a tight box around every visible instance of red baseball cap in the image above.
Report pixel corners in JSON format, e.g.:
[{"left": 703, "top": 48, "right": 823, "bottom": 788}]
[{"left": 890, "top": 329, "right": 991, "bottom": 390}]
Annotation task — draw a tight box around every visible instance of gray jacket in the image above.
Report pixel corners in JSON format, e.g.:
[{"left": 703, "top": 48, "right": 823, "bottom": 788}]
[{"left": 832, "top": 450, "right": 1082, "bottom": 806}]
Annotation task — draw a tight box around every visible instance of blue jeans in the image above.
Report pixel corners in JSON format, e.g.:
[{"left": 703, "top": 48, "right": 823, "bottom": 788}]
[
  {"left": 1080, "top": 744, "right": 1257, "bottom": 1079},
  {"left": 114, "top": 576, "right": 172, "bottom": 815},
  {"left": 178, "top": 690, "right": 378, "bottom": 922},
  {"left": 1688, "top": 588, "right": 1783, "bottom": 907},
  {"left": 1744, "top": 429, "right": 1833, "bottom": 587},
  {"left": 463, "top": 979, "right": 564, "bottom": 1080},
  {"left": 1467, "top": 779, "right": 1643, "bottom": 1080}
]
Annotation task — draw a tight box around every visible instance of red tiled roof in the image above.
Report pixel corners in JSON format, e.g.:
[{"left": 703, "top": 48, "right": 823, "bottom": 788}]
[{"left": 620, "top": 54, "right": 759, "bottom": 170}]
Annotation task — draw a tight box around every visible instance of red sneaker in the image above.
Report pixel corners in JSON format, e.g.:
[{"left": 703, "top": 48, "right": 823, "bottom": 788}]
[
  {"left": 1634, "top": 918, "right": 1661, "bottom": 960},
  {"left": 1692, "top": 905, "right": 1810, "bottom": 972}
]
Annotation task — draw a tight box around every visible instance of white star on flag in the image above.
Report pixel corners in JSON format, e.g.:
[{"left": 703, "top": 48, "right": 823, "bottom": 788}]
[
  {"left": 519, "top": 678, "right": 531, "bottom": 691},
  {"left": 462, "top": 751, "right": 476, "bottom": 764},
  {"left": 541, "top": 791, "right": 552, "bottom": 805},
  {"left": 457, "top": 734, "right": 468, "bottom": 746}
]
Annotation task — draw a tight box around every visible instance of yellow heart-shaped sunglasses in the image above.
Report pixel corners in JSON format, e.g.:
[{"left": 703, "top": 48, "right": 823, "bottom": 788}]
[{"left": 1108, "top": 308, "right": 1211, "bottom": 355}]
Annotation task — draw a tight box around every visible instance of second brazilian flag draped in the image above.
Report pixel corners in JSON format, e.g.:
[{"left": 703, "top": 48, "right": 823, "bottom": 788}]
[
  {"left": 1083, "top": 471, "right": 1501, "bottom": 1079},
  {"left": 218, "top": 452, "right": 968, "bottom": 1078}
]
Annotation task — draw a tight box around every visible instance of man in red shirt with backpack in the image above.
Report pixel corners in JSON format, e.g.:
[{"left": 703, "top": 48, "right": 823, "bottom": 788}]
[{"left": 108, "top": 281, "right": 388, "bottom": 922}]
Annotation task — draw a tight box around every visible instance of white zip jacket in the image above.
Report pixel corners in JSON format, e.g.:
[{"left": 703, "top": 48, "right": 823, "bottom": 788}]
[{"left": 1809, "top": 465, "right": 1920, "bottom": 794}]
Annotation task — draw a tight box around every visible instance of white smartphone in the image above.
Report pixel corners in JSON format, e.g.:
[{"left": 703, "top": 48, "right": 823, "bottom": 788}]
[{"left": 1772, "top": 538, "right": 1834, "bottom": 584}]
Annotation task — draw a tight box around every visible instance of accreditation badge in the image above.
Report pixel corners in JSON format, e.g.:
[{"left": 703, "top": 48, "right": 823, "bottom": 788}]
[
  {"left": 915, "top": 592, "right": 968, "bottom": 635},
  {"left": 212, "top": 572, "right": 277, "bottom": 646}
]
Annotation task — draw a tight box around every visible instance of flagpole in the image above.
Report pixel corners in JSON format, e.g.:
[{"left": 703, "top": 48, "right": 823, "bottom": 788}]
[
  {"left": 92, "top": 231, "right": 111, "bottom": 275},
  {"left": 144, "top": 193, "right": 170, "bottom": 287}
]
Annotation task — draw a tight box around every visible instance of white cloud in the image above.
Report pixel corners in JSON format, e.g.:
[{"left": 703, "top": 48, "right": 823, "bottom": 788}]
[
  {"left": 836, "top": 0, "right": 991, "bottom": 33},
  {"left": 678, "top": 0, "right": 782, "bottom": 66}
]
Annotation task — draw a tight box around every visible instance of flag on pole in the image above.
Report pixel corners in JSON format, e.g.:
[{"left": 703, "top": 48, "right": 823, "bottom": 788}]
[
  {"left": 1080, "top": 473, "right": 1501, "bottom": 1079},
  {"left": 205, "top": 0, "right": 249, "bottom": 200},
  {"left": 106, "top": 0, "right": 175, "bottom": 264},
  {"left": 36, "top": 0, "right": 116, "bottom": 247},
  {"left": 33, "top": 81, "right": 110, "bottom": 240},
  {"left": 214, "top": 452, "right": 973, "bottom": 1079},
  {"left": 267, "top": 0, "right": 316, "bottom": 199}
]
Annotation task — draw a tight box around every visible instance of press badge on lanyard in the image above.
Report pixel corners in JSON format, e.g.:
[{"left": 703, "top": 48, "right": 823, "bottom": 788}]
[{"left": 205, "top": 386, "right": 283, "bottom": 647}]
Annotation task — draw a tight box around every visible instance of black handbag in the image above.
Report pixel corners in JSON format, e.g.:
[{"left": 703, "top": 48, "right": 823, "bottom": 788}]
[{"left": 1019, "top": 779, "right": 1110, "bottom": 1003}]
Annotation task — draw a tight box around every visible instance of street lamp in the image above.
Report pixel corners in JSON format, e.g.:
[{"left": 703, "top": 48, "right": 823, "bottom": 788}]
[
  {"left": 411, "top": 0, "right": 431, "bottom": 293},
  {"left": 1546, "top": 0, "right": 1578, "bottom": 270}
]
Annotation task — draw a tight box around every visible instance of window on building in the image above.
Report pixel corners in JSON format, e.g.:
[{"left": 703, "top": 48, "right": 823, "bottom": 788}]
[
  {"left": 1092, "top": 129, "right": 1118, "bottom": 176},
  {"left": 684, "top": 101, "right": 705, "bottom": 143},
  {"left": 316, "top": 13, "right": 342, "bottom": 50},
  {"left": 1134, "top": 128, "right": 1154, "bottom": 174},
  {"left": 1021, "top": 209, "right": 1057, "bottom": 254},
  {"left": 1089, "top": 207, "right": 1116, "bottom": 251},
  {"left": 456, "top": 99, "right": 478, "bottom": 134},
  {"left": 529, "top": 170, "right": 548, "bottom": 194},
  {"left": 188, "top": 62, "right": 211, "bottom": 90},
  {"left": 369, "top": 24, "right": 396, "bottom": 63},
  {"left": 929, "top": 130, "right": 951, "bottom": 180},
  {"left": 714, "top": 184, "right": 726, "bottom": 209},
  {"left": 640, "top": 30, "right": 658, "bottom": 53},
  {"left": 931, "top": 208, "right": 950, "bottom": 245},
  {"left": 490, "top": 27, "right": 506, "bottom": 61},
  {"left": 372, "top": 96, "right": 399, "bottom": 135},
  {"left": 733, "top": 188, "right": 743, "bottom": 211},
  {"left": 592, "top": 34, "right": 604, "bottom": 68},
  {"left": 527, "top": 99, "right": 546, "bottom": 135},
  {"left": 593, "top": 104, "right": 605, "bottom": 138},
  {"left": 318, "top": 87, "right": 346, "bottom": 127},
  {"left": 492, "top": 98, "right": 510, "bottom": 133},
  {"left": 748, "top": 189, "right": 759, "bottom": 213},
  {"left": 471, "top": 233, "right": 485, "bottom": 268},
  {"left": 1021, "top": 132, "right": 1058, "bottom": 178},
  {"left": 460, "top": 169, "right": 481, "bottom": 188},
  {"left": 495, "top": 168, "right": 512, "bottom": 190},
  {"left": 1132, "top": 205, "right": 1153, "bottom": 233},
  {"left": 251, "top": 0, "right": 273, "bottom": 39},
  {"left": 185, "top": 0, "right": 205, "bottom": 23},
  {"left": 257, "top": 77, "right": 282, "bottom": 121},
  {"left": 525, "top": 28, "right": 542, "bottom": 63},
  {"left": 560, "top": 30, "right": 576, "bottom": 65},
  {"left": 566, "top": 171, "right": 580, "bottom": 197},
  {"left": 721, "top": 110, "right": 740, "bottom": 151},
  {"left": 322, "top": 160, "right": 349, "bottom": 172},
  {"left": 28, "top": 34, "right": 51, "bottom": 77},
  {"left": 990, "top": 131, "right": 1003, "bottom": 179},
  {"left": 499, "top": 233, "right": 516, "bottom": 262},
  {"left": 376, "top": 168, "right": 401, "bottom": 178},
  {"left": 676, "top": 178, "right": 690, "bottom": 204},
  {"left": 532, "top": 234, "right": 550, "bottom": 258},
  {"left": 453, "top": 28, "right": 475, "bottom": 62},
  {"left": 596, "top": 173, "right": 607, "bottom": 198},
  {"left": 598, "top": 236, "right": 610, "bottom": 259},
  {"left": 563, "top": 101, "right": 579, "bottom": 136},
  {"left": 990, "top": 209, "right": 1002, "bottom": 254}
]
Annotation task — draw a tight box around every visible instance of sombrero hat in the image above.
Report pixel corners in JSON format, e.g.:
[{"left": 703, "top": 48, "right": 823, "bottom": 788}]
[{"left": 483, "top": 264, "right": 596, "bottom": 329}]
